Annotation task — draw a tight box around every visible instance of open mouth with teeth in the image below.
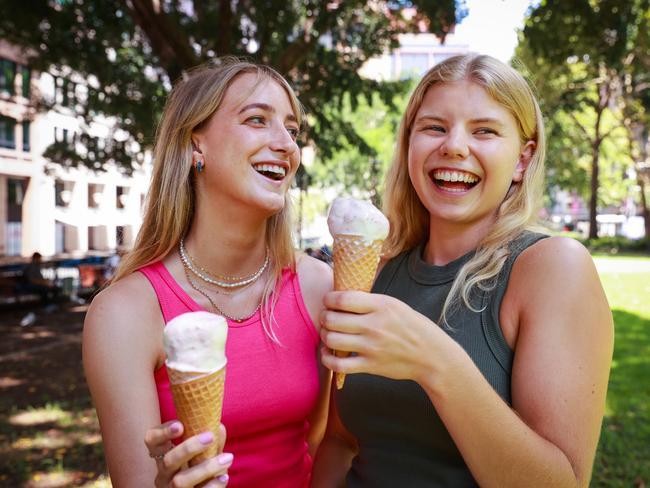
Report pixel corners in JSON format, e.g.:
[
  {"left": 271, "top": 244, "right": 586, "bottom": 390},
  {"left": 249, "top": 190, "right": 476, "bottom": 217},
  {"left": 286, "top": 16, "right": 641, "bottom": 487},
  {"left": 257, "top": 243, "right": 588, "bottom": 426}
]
[
  {"left": 430, "top": 169, "right": 480, "bottom": 193},
  {"left": 253, "top": 163, "right": 287, "bottom": 181}
]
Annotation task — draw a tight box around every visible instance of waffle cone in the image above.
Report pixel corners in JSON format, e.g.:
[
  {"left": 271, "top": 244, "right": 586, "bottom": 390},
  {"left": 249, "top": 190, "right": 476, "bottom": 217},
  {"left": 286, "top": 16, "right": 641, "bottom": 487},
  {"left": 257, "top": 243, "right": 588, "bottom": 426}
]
[
  {"left": 167, "top": 364, "right": 226, "bottom": 465},
  {"left": 332, "top": 235, "right": 383, "bottom": 389}
]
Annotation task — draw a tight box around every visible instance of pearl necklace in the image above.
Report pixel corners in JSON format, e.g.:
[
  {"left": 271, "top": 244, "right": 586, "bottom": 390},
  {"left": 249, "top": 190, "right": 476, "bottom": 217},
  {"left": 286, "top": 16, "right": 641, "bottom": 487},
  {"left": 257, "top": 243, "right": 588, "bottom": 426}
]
[
  {"left": 182, "top": 262, "right": 263, "bottom": 323},
  {"left": 179, "top": 238, "right": 269, "bottom": 288}
]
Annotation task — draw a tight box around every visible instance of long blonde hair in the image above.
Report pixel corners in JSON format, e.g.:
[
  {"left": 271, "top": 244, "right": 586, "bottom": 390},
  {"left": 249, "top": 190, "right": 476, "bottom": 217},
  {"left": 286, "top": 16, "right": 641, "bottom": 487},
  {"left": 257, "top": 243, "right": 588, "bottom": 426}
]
[
  {"left": 383, "top": 53, "right": 546, "bottom": 324},
  {"left": 114, "top": 58, "right": 302, "bottom": 338}
]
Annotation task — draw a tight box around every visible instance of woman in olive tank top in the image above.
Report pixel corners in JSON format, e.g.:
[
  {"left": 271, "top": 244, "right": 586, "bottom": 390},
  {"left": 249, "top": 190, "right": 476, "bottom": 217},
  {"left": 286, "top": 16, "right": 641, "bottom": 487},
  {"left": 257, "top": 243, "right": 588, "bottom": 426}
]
[{"left": 312, "top": 54, "right": 613, "bottom": 487}]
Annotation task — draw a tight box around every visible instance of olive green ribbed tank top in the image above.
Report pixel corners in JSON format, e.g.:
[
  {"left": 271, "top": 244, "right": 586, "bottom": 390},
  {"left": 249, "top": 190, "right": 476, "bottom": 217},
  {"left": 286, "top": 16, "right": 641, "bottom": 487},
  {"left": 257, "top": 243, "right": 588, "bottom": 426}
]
[{"left": 336, "top": 231, "right": 549, "bottom": 487}]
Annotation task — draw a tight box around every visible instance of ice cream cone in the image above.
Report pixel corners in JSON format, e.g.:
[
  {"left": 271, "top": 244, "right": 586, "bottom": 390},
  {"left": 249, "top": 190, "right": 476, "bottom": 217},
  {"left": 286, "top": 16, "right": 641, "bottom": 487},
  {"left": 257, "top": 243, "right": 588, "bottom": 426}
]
[
  {"left": 167, "top": 364, "right": 226, "bottom": 465},
  {"left": 332, "top": 234, "right": 384, "bottom": 389}
]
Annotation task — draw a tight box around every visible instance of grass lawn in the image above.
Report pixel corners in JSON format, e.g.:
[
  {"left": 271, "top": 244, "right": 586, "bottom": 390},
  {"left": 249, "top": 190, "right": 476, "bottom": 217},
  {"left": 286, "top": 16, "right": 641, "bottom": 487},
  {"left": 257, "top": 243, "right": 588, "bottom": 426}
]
[
  {"left": 591, "top": 257, "right": 650, "bottom": 487},
  {"left": 0, "top": 255, "right": 647, "bottom": 487}
]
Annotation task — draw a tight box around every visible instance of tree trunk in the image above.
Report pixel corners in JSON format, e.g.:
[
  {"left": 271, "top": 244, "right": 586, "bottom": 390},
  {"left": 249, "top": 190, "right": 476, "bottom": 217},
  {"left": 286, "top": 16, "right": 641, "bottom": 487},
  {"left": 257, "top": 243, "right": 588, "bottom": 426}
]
[
  {"left": 589, "top": 141, "right": 601, "bottom": 239},
  {"left": 588, "top": 81, "right": 608, "bottom": 240},
  {"left": 639, "top": 176, "right": 650, "bottom": 246}
]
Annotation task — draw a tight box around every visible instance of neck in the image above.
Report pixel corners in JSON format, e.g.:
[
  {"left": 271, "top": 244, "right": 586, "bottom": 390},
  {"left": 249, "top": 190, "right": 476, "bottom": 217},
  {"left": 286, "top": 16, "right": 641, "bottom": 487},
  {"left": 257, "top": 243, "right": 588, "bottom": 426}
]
[
  {"left": 423, "top": 216, "right": 494, "bottom": 266},
  {"left": 184, "top": 206, "right": 270, "bottom": 278}
]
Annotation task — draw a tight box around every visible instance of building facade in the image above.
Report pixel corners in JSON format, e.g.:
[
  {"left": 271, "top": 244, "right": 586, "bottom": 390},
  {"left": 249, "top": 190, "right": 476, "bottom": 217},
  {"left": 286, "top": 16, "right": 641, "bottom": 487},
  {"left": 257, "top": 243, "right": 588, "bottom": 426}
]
[
  {"left": 360, "top": 33, "right": 469, "bottom": 81},
  {"left": 0, "top": 40, "right": 150, "bottom": 258}
]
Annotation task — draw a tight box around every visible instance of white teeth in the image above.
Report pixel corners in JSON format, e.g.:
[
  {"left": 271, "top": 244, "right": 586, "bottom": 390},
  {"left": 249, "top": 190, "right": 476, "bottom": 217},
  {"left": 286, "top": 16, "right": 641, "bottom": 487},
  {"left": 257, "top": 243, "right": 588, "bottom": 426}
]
[
  {"left": 433, "top": 169, "right": 478, "bottom": 184},
  {"left": 253, "top": 164, "right": 286, "bottom": 177}
]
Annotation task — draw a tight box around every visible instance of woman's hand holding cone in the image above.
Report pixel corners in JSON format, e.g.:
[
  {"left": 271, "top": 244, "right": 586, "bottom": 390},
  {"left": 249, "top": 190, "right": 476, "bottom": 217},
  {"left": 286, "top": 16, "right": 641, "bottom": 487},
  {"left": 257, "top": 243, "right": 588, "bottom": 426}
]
[
  {"left": 320, "top": 291, "right": 453, "bottom": 384},
  {"left": 145, "top": 420, "right": 232, "bottom": 487}
]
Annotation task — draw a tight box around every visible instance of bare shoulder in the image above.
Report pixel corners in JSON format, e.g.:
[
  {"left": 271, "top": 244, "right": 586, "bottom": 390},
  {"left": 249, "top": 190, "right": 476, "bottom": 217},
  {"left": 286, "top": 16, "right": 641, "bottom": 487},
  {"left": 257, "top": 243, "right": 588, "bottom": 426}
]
[
  {"left": 295, "top": 253, "right": 333, "bottom": 329},
  {"left": 296, "top": 252, "right": 333, "bottom": 297},
  {"left": 84, "top": 271, "right": 163, "bottom": 361},
  {"left": 513, "top": 235, "right": 599, "bottom": 287},
  {"left": 86, "top": 272, "right": 161, "bottom": 328}
]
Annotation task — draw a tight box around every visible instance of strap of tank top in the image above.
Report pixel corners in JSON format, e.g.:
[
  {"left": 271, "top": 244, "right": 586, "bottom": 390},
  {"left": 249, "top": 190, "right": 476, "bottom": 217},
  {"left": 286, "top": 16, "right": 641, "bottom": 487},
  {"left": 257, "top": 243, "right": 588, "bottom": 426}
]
[
  {"left": 372, "top": 251, "right": 410, "bottom": 294},
  {"left": 482, "top": 231, "right": 550, "bottom": 373}
]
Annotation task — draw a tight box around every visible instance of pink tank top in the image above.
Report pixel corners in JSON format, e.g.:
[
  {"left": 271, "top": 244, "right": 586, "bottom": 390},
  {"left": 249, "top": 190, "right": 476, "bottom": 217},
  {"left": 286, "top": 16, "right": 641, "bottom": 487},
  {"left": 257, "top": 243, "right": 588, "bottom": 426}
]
[{"left": 140, "top": 262, "right": 320, "bottom": 488}]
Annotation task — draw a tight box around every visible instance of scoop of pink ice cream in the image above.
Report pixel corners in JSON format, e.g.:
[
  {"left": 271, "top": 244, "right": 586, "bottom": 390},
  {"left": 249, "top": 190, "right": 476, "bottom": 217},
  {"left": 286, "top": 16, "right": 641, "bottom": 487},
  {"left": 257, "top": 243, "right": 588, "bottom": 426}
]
[{"left": 327, "top": 197, "right": 389, "bottom": 243}]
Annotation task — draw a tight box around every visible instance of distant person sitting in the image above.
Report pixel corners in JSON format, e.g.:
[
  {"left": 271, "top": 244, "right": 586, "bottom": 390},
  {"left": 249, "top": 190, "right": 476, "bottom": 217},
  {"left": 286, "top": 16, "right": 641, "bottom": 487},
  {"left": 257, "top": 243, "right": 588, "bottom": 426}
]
[
  {"left": 103, "top": 250, "right": 124, "bottom": 282},
  {"left": 20, "top": 252, "right": 60, "bottom": 306}
]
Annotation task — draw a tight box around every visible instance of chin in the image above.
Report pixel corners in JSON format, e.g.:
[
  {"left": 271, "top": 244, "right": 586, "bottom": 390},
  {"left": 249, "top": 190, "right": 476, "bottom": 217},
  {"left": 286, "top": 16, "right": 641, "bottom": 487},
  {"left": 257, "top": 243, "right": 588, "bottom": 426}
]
[{"left": 258, "top": 195, "right": 287, "bottom": 217}]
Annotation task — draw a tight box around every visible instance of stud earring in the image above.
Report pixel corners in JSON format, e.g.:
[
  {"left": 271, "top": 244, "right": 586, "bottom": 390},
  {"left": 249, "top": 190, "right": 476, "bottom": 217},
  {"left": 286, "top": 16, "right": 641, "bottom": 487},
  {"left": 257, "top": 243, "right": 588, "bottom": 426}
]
[{"left": 196, "top": 160, "right": 203, "bottom": 174}]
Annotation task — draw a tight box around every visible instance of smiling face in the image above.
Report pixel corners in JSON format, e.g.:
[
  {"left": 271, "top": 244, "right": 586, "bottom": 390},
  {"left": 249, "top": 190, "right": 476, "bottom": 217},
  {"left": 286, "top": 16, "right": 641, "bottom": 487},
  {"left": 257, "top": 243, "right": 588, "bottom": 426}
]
[
  {"left": 407, "top": 79, "right": 534, "bottom": 231},
  {"left": 191, "top": 73, "right": 301, "bottom": 217}
]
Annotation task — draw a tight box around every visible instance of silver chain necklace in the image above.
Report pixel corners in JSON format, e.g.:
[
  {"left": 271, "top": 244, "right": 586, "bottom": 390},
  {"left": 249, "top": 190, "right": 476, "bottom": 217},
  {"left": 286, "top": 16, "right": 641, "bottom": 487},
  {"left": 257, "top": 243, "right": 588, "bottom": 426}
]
[
  {"left": 179, "top": 238, "right": 269, "bottom": 288},
  {"left": 182, "top": 262, "right": 263, "bottom": 322}
]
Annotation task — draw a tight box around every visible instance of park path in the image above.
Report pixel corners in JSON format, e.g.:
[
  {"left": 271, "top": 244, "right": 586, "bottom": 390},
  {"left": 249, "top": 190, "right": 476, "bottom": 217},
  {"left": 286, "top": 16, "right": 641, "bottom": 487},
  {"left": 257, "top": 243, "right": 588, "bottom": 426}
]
[{"left": 594, "top": 256, "right": 650, "bottom": 274}]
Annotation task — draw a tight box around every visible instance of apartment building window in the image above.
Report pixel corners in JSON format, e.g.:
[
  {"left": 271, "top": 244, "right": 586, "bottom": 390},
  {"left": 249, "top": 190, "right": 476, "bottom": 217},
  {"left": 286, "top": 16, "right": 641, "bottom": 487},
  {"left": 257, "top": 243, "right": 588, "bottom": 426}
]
[
  {"left": 398, "top": 53, "right": 429, "bottom": 78},
  {"left": 21, "top": 65, "right": 30, "bottom": 98},
  {"left": 6, "top": 178, "right": 25, "bottom": 256},
  {"left": 88, "top": 183, "right": 103, "bottom": 208},
  {"left": 54, "top": 127, "right": 74, "bottom": 145},
  {"left": 55, "top": 180, "right": 73, "bottom": 207},
  {"left": 0, "top": 115, "right": 16, "bottom": 149},
  {"left": 22, "top": 121, "right": 30, "bottom": 152},
  {"left": 0, "top": 58, "right": 16, "bottom": 95},
  {"left": 116, "top": 186, "right": 128, "bottom": 209},
  {"left": 7, "top": 178, "right": 25, "bottom": 220},
  {"left": 55, "top": 76, "right": 77, "bottom": 107}
]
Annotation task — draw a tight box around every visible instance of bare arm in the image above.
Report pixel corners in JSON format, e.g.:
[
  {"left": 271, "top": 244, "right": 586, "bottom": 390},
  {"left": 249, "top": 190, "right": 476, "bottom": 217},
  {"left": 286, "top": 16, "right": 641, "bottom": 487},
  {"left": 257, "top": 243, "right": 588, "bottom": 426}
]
[
  {"left": 84, "top": 273, "right": 232, "bottom": 487},
  {"left": 83, "top": 273, "right": 166, "bottom": 486},
  {"left": 296, "top": 254, "right": 334, "bottom": 455},
  {"left": 310, "top": 388, "right": 358, "bottom": 487},
  {"left": 321, "top": 237, "right": 613, "bottom": 487}
]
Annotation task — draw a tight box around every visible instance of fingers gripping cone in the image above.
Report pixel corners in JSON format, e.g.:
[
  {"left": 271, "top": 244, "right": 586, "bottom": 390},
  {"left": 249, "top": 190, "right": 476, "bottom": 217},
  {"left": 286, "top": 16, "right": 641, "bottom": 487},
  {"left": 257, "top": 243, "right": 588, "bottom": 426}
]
[
  {"left": 163, "top": 311, "right": 228, "bottom": 466},
  {"left": 332, "top": 235, "right": 384, "bottom": 389},
  {"left": 167, "top": 365, "right": 226, "bottom": 465}
]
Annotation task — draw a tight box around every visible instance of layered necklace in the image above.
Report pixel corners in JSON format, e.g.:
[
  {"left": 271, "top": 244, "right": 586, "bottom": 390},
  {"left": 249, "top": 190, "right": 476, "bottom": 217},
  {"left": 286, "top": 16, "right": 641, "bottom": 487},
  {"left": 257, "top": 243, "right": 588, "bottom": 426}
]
[
  {"left": 179, "top": 238, "right": 269, "bottom": 322},
  {"left": 179, "top": 238, "right": 269, "bottom": 288}
]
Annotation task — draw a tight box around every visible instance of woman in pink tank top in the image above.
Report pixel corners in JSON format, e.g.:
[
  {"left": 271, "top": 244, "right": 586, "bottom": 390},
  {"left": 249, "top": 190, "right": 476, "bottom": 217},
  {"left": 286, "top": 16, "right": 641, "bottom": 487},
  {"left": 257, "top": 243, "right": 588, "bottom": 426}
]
[{"left": 83, "top": 59, "right": 332, "bottom": 487}]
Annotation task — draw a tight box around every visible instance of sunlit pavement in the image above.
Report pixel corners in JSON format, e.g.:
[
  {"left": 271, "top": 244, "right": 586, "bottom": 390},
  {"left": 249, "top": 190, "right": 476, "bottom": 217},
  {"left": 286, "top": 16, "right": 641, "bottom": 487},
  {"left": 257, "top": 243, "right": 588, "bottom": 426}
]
[{"left": 594, "top": 256, "right": 650, "bottom": 274}]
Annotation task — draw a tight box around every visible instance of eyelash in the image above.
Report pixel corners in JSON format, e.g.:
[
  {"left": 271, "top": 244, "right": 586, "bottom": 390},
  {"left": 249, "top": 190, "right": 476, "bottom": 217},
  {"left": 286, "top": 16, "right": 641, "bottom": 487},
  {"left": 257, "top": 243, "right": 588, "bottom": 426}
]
[
  {"left": 475, "top": 128, "right": 498, "bottom": 135},
  {"left": 421, "top": 126, "right": 498, "bottom": 136},
  {"left": 246, "top": 116, "right": 299, "bottom": 139},
  {"left": 246, "top": 116, "right": 265, "bottom": 125}
]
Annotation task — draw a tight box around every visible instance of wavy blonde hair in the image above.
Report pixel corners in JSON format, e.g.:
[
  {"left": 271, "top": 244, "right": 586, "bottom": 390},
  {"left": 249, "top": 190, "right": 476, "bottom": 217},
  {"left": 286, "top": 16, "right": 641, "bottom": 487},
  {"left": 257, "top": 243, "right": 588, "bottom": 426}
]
[
  {"left": 113, "top": 58, "right": 303, "bottom": 339},
  {"left": 383, "top": 53, "right": 546, "bottom": 325}
]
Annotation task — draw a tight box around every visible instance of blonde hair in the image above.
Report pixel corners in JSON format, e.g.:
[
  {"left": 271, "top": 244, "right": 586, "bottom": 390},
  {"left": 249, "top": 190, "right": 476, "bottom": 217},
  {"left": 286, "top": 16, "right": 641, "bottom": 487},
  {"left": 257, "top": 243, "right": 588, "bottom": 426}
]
[
  {"left": 383, "top": 53, "right": 546, "bottom": 325},
  {"left": 114, "top": 58, "right": 303, "bottom": 339}
]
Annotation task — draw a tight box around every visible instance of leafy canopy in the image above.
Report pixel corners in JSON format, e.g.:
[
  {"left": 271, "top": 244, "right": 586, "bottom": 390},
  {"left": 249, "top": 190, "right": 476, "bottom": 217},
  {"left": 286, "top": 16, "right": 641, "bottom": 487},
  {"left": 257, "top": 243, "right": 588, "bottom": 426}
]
[{"left": 0, "top": 0, "right": 463, "bottom": 175}]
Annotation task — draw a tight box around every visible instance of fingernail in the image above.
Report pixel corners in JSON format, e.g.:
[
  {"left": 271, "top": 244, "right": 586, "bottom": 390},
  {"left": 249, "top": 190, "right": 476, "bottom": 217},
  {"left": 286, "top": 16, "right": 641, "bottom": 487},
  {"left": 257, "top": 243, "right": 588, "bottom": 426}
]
[
  {"left": 218, "top": 474, "right": 229, "bottom": 483},
  {"left": 170, "top": 422, "right": 181, "bottom": 434},
  {"left": 217, "top": 452, "right": 233, "bottom": 465},
  {"left": 199, "top": 432, "right": 214, "bottom": 444}
]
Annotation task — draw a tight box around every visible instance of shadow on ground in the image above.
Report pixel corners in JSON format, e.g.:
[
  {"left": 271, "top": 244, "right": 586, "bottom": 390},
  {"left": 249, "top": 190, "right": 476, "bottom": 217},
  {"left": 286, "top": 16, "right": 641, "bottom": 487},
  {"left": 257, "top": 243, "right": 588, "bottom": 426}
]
[
  {"left": 592, "top": 308, "right": 650, "bottom": 488},
  {"left": 0, "top": 304, "right": 110, "bottom": 487}
]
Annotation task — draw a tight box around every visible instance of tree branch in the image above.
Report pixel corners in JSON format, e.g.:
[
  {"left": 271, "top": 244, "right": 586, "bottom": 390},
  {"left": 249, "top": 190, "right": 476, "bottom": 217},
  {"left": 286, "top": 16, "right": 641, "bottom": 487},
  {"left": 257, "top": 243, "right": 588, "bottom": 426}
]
[
  {"left": 567, "top": 111, "right": 591, "bottom": 141},
  {"left": 276, "top": 0, "right": 332, "bottom": 73},
  {"left": 215, "top": 0, "right": 233, "bottom": 55},
  {"left": 122, "top": 0, "right": 198, "bottom": 80}
]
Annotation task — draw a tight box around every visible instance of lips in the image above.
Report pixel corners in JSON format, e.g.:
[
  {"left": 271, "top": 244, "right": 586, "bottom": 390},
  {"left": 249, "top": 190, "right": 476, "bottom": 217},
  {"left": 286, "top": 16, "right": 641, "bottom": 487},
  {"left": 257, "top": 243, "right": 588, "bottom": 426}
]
[
  {"left": 429, "top": 168, "right": 480, "bottom": 192},
  {"left": 252, "top": 162, "right": 288, "bottom": 181}
]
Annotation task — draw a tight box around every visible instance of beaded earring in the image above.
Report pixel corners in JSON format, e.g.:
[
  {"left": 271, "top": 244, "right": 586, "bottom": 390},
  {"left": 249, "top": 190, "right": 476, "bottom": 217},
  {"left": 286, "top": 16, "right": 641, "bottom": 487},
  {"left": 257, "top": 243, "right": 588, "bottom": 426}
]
[{"left": 196, "top": 160, "right": 203, "bottom": 174}]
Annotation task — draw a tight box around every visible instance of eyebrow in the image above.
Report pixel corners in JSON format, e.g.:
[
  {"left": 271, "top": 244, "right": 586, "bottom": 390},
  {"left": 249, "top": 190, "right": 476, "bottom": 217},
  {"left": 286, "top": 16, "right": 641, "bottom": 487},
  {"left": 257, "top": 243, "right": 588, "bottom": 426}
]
[
  {"left": 238, "top": 103, "right": 298, "bottom": 123},
  {"left": 416, "top": 115, "right": 506, "bottom": 127}
]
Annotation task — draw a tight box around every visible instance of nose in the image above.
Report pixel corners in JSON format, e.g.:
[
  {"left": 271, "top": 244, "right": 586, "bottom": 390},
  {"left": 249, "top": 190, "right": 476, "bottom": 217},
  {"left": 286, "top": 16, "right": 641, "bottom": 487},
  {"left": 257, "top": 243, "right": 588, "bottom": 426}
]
[
  {"left": 269, "top": 124, "right": 298, "bottom": 156},
  {"left": 439, "top": 128, "right": 469, "bottom": 160}
]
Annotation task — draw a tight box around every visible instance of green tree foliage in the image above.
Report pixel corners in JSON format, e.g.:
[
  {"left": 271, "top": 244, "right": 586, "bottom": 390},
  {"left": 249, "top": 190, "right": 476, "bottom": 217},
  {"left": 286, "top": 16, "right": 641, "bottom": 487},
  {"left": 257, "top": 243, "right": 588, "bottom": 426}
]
[
  {"left": 0, "top": 0, "right": 462, "bottom": 177},
  {"left": 308, "top": 83, "right": 412, "bottom": 206},
  {"left": 520, "top": 0, "right": 650, "bottom": 238}
]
